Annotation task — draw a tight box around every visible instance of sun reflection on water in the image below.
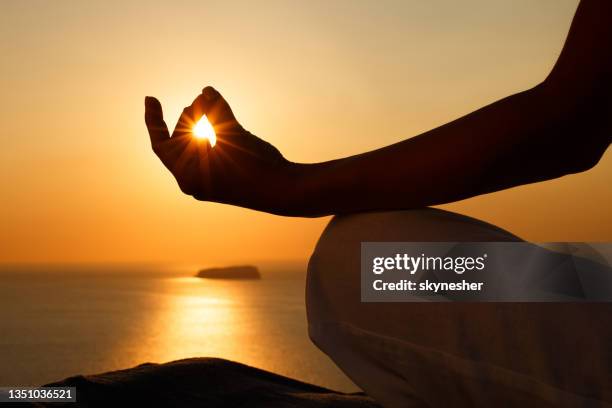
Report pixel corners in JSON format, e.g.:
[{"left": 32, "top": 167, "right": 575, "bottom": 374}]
[{"left": 0, "top": 268, "right": 357, "bottom": 392}]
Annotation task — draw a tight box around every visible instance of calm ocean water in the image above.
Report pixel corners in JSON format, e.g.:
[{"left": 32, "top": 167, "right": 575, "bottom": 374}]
[{"left": 0, "top": 264, "right": 357, "bottom": 392}]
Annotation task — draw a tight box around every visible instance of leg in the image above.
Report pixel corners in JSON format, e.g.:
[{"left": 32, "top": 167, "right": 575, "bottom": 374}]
[{"left": 306, "top": 208, "right": 611, "bottom": 407}]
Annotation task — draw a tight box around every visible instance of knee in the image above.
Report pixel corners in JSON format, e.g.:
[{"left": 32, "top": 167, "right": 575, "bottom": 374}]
[
  {"left": 306, "top": 209, "right": 457, "bottom": 337},
  {"left": 305, "top": 208, "right": 519, "bottom": 343}
]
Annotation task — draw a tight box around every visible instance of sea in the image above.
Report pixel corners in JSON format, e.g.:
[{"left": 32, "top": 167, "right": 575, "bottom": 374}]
[{"left": 0, "top": 263, "right": 357, "bottom": 392}]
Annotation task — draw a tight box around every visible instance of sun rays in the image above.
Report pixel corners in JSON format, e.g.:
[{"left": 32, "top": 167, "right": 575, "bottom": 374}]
[{"left": 192, "top": 115, "right": 217, "bottom": 147}]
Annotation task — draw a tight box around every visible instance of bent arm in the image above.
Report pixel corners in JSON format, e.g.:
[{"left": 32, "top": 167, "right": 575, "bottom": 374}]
[{"left": 280, "top": 0, "right": 611, "bottom": 217}]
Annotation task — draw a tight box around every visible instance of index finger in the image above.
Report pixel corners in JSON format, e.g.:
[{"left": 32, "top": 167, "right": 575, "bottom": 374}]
[{"left": 173, "top": 91, "right": 211, "bottom": 139}]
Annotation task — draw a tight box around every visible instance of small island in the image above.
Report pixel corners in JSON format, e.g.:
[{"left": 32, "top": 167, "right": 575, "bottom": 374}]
[{"left": 196, "top": 265, "right": 261, "bottom": 280}]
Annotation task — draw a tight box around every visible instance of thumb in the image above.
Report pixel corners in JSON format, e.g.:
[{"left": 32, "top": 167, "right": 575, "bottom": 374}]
[{"left": 145, "top": 96, "right": 170, "bottom": 149}]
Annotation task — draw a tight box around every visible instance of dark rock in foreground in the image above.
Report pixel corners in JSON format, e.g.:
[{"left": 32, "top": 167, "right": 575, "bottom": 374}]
[
  {"left": 32, "top": 358, "right": 379, "bottom": 407},
  {"left": 196, "top": 265, "right": 261, "bottom": 280}
]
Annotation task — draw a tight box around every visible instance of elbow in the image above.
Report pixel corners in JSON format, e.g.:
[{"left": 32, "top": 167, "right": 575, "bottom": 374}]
[
  {"left": 564, "top": 137, "right": 609, "bottom": 175},
  {"left": 529, "top": 81, "right": 611, "bottom": 176}
]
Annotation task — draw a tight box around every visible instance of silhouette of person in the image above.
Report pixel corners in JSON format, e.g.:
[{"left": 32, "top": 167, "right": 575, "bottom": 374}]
[{"left": 145, "top": 1, "right": 611, "bottom": 406}]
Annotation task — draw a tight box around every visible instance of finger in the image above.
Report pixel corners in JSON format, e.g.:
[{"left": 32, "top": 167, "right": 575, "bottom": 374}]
[
  {"left": 170, "top": 88, "right": 220, "bottom": 140},
  {"left": 172, "top": 101, "right": 199, "bottom": 140},
  {"left": 195, "top": 86, "right": 240, "bottom": 130},
  {"left": 172, "top": 87, "right": 239, "bottom": 144},
  {"left": 145, "top": 96, "right": 170, "bottom": 148}
]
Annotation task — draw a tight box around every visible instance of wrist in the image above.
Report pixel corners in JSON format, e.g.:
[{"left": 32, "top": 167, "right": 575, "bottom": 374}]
[
  {"left": 277, "top": 161, "right": 330, "bottom": 217},
  {"left": 281, "top": 157, "right": 357, "bottom": 217},
  {"left": 278, "top": 161, "right": 318, "bottom": 217}
]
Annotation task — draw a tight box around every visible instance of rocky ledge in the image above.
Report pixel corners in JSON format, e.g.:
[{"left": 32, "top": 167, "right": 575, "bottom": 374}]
[{"left": 26, "top": 358, "right": 380, "bottom": 407}]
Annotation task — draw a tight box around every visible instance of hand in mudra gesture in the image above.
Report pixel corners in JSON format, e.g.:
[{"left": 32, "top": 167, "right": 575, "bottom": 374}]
[{"left": 145, "top": 87, "right": 294, "bottom": 213}]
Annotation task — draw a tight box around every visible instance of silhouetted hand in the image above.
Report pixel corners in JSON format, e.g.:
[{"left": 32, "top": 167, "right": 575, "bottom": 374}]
[{"left": 145, "top": 87, "right": 294, "bottom": 213}]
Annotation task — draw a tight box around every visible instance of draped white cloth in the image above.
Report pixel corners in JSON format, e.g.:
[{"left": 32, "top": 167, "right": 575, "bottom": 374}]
[{"left": 306, "top": 209, "right": 611, "bottom": 407}]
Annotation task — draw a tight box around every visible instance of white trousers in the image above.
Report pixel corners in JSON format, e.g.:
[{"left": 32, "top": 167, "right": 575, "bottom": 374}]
[{"left": 306, "top": 209, "right": 611, "bottom": 407}]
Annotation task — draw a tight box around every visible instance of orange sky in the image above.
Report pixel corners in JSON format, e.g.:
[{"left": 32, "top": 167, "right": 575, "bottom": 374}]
[{"left": 0, "top": 0, "right": 609, "bottom": 265}]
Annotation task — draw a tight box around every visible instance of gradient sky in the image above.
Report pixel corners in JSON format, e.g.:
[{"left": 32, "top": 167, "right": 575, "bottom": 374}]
[{"left": 1, "top": 0, "right": 609, "bottom": 265}]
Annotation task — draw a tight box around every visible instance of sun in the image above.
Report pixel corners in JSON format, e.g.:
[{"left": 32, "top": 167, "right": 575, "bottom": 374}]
[{"left": 192, "top": 115, "right": 217, "bottom": 147}]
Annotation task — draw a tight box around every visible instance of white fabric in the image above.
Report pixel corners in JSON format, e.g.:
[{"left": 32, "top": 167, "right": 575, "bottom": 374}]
[{"left": 306, "top": 209, "right": 611, "bottom": 407}]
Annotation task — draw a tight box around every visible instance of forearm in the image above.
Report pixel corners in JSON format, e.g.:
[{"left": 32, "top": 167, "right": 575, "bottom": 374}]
[
  {"left": 282, "top": 85, "right": 553, "bottom": 217},
  {"left": 277, "top": 0, "right": 612, "bottom": 218},
  {"left": 283, "top": 77, "right": 608, "bottom": 217}
]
